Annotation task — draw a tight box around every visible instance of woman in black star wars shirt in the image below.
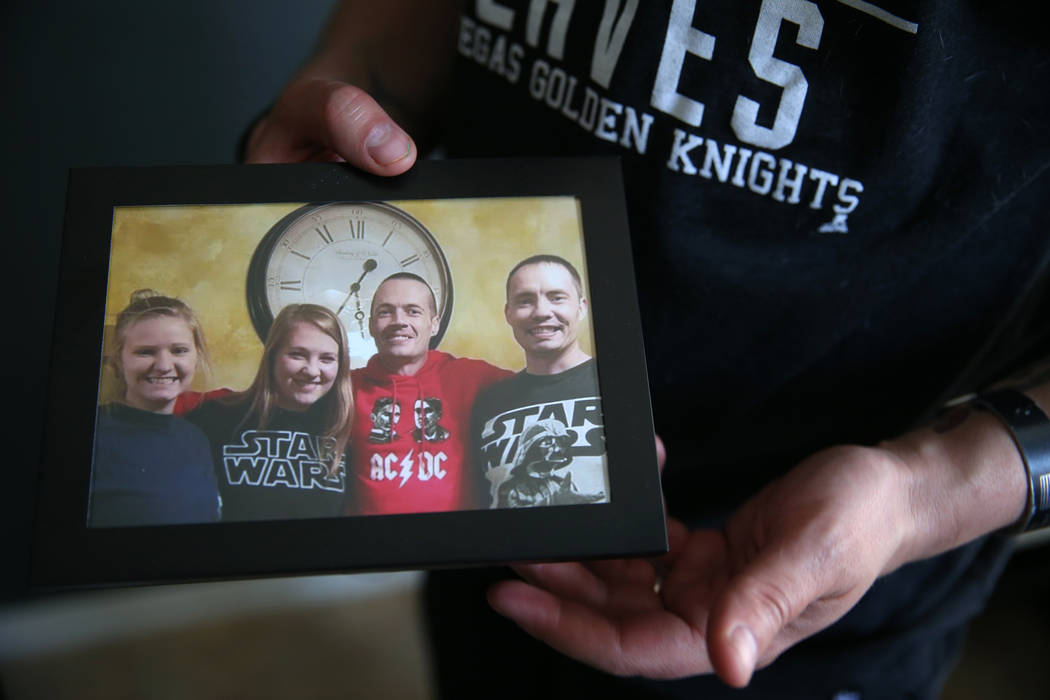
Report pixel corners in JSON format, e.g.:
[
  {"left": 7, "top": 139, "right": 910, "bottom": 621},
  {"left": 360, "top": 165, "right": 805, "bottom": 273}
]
[{"left": 189, "top": 304, "right": 354, "bottom": 522}]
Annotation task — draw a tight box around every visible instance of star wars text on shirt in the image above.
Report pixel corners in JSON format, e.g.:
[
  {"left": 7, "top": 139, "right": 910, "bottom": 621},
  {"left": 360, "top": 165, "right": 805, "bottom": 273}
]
[
  {"left": 222, "top": 429, "right": 345, "bottom": 491},
  {"left": 459, "top": 0, "right": 921, "bottom": 233},
  {"left": 478, "top": 396, "right": 609, "bottom": 509}
]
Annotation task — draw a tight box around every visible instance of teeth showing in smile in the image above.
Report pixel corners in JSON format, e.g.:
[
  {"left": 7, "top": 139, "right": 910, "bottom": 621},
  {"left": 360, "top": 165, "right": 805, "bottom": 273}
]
[{"left": 146, "top": 377, "right": 178, "bottom": 384}]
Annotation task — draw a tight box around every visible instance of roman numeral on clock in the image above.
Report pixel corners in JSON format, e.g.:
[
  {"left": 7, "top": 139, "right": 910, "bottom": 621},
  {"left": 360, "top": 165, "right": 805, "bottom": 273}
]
[
  {"left": 400, "top": 254, "right": 420, "bottom": 267},
  {"left": 349, "top": 219, "right": 365, "bottom": 239},
  {"left": 316, "top": 225, "right": 333, "bottom": 244},
  {"left": 280, "top": 280, "right": 302, "bottom": 291}
]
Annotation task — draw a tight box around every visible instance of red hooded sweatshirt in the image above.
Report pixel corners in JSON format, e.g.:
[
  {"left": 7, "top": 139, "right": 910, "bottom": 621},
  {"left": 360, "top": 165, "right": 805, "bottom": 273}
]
[{"left": 348, "top": 350, "right": 511, "bottom": 515}]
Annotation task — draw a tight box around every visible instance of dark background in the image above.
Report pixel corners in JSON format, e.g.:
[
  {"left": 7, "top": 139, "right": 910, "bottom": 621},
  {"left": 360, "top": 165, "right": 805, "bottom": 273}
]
[{"left": 3, "top": 0, "right": 338, "bottom": 602}]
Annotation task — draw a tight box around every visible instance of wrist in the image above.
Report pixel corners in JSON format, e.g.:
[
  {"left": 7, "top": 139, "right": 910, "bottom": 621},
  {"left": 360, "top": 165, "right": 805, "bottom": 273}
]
[{"left": 878, "top": 405, "right": 1028, "bottom": 569}]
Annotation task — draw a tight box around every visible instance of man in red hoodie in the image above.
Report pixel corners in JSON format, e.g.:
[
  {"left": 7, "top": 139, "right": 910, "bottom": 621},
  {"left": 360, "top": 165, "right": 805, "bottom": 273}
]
[{"left": 347, "top": 272, "right": 511, "bottom": 515}]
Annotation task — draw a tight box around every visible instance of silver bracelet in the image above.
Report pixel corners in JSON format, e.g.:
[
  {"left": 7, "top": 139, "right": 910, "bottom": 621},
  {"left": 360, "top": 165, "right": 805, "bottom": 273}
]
[{"left": 974, "top": 389, "right": 1050, "bottom": 532}]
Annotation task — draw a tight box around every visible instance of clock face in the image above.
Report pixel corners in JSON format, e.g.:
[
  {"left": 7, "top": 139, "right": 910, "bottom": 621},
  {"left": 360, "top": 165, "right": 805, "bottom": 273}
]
[{"left": 247, "top": 202, "right": 453, "bottom": 368}]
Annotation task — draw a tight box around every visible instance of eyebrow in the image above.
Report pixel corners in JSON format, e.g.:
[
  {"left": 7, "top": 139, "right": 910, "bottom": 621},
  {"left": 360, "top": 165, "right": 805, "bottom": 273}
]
[
  {"left": 286, "top": 345, "right": 327, "bottom": 353},
  {"left": 130, "top": 343, "right": 190, "bottom": 351}
]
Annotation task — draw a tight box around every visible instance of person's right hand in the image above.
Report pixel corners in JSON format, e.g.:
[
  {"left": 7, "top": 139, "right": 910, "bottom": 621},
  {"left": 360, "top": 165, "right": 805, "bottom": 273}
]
[{"left": 244, "top": 77, "right": 416, "bottom": 176}]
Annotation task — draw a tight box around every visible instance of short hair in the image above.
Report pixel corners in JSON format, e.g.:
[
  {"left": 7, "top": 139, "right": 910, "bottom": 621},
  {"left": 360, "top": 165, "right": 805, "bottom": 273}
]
[
  {"left": 372, "top": 272, "right": 437, "bottom": 316},
  {"left": 372, "top": 396, "right": 397, "bottom": 415},
  {"left": 505, "top": 255, "right": 583, "bottom": 299},
  {"left": 110, "top": 289, "right": 211, "bottom": 385}
]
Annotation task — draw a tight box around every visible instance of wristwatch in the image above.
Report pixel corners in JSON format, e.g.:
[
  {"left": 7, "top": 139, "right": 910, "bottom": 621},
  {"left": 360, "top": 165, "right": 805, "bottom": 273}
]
[{"left": 974, "top": 389, "right": 1050, "bottom": 532}]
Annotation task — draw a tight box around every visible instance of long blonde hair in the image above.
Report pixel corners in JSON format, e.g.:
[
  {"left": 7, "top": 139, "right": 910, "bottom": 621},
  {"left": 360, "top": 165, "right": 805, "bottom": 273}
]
[{"left": 242, "top": 304, "right": 353, "bottom": 475}]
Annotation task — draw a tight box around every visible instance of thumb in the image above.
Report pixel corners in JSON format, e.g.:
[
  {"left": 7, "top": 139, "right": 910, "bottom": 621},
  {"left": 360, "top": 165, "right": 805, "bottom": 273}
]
[
  {"left": 247, "top": 78, "right": 416, "bottom": 175},
  {"left": 706, "top": 551, "right": 826, "bottom": 688}
]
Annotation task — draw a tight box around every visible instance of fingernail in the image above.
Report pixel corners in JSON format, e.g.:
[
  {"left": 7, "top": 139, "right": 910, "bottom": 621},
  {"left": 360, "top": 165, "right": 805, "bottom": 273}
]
[
  {"left": 366, "top": 122, "right": 412, "bottom": 165},
  {"left": 729, "top": 625, "right": 757, "bottom": 675}
]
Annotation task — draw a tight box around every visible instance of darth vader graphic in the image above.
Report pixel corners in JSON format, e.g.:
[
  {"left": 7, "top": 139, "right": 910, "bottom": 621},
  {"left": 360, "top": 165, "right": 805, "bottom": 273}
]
[{"left": 497, "top": 418, "right": 606, "bottom": 508}]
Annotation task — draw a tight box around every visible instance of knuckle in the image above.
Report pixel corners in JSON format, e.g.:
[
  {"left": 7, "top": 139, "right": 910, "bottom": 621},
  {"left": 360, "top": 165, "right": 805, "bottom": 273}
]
[
  {"left": 325, "top": 83, "right": 380, "bottom": 132},
  {"left": 745, "top": 577, "right": 796, "bottom": 634}
]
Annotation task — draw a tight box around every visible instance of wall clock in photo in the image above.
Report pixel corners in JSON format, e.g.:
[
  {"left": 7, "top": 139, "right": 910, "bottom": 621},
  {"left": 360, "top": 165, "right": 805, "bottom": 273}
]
[{"left": 247, "top": 201, "right": 454, "bottom": 368}]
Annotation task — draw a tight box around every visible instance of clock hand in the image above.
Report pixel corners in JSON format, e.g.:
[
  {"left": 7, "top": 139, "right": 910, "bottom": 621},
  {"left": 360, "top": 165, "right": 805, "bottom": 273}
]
[
  {"left": 335, "top": 282, "right": 359, "bottom": 316},
  {"left": 355, "top": 298, "right": 366, "bottom": 337},
  {"left": 335, "top": 259, "right": 379, "bottom": 315}
]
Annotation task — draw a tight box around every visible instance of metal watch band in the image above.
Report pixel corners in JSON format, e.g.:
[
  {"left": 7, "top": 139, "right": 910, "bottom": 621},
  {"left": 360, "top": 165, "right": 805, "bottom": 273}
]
[{"left": 974, "top": 389, "right": 1050, "bottom": 532}]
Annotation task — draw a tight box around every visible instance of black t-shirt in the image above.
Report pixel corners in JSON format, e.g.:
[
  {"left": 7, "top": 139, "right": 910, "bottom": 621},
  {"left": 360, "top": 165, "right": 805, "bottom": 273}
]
[
  {"left": 444, "top": 0, "right": 1050, "bottom": 511},
  {"left": 473, "top": 359, "right": 608, "bottom": 509},
  {"left": 436, "top": 2, "right": 1050, "bottom": 690},
  {"left": 188, "top": 398, "right": 346, "bottom": 522}
]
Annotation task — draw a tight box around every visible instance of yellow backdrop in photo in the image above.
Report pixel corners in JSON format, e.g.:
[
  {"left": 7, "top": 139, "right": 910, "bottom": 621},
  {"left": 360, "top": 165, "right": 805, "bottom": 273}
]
[{"left": 99, "top": 198, "right": 594, "bottom": 402}]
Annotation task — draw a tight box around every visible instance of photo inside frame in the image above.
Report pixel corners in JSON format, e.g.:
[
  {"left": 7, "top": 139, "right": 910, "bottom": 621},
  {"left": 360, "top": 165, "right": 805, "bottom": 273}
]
[
  {"left": 33, "top": 159, "right": 665, "bottom": 589},
  {"left": 91, "top": 197, "right": 611, "bottom": 528}
]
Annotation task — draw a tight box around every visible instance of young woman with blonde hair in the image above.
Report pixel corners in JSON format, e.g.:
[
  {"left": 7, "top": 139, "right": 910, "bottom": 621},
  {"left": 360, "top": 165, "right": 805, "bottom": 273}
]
[
  {"left": 188, "top": 304, "right": 354, "bottom": 521},
  {"left": 90, "top": 290, "right": 221, "bottom": 527}
]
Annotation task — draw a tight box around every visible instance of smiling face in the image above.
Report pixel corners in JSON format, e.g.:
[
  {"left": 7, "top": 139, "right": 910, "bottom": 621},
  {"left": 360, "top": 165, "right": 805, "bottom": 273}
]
[
  {"left": 505, "top": 262, "right": 588, "bottom": 369},
  {"left": 119, "top": 316, "right": 199, "bottom": 414},
  {"left": 272, "top": 322, "right": 340, "bottom": 411},
  {"left": 369, "top": 277, "right": 439, "bottom": 374}
]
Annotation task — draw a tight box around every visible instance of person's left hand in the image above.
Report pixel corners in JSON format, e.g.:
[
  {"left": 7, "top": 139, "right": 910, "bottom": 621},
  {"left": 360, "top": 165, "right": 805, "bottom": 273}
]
[{"left": 488, "top": 444, "right": 916, "bottom": 687}]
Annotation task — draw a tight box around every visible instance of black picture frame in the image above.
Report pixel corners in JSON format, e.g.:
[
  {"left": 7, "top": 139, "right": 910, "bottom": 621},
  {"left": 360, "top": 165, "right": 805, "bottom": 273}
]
[{"left": 32, "top": 158, "right": 665, "bottom": 590}]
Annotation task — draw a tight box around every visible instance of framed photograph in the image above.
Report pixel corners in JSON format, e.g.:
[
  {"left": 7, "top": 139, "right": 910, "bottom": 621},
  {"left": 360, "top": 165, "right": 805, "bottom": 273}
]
[{"left": 32, "top": 158, "right": 665, "bottom": 589}]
